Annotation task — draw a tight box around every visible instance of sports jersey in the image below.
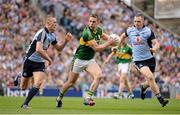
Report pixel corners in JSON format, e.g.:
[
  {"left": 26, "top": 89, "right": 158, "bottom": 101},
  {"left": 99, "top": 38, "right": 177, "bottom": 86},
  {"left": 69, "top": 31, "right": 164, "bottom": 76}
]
[
  {"left": 26, "top": 27, "right": 57, "bottom": 62},
  {"left": 125, "top": 26, "right": 155, "bottom": 61},
  {"left": 74, "top": 26, "right": 102, "bottom": 60},
  {"left": 114, "top": 44, "right": 132, "bottom": 64}
]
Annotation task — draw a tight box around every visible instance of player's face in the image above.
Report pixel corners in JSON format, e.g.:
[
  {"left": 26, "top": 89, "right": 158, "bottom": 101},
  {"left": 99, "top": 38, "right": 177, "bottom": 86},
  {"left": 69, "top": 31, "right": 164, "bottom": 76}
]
[
  {"left": 134, "top": 16, "right": 143, "bottom": 29},
  {"left": 89, "top": 17, "right": 98, "bottom": 31},
  {"left": 48, "top": 18, "right": 57, "bottom": 32}
]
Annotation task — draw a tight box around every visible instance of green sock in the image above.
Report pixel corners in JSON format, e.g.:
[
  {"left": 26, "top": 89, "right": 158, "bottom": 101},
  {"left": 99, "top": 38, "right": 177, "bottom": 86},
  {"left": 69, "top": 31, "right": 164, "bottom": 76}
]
[
  {"left": 118, "top": 93, "right": 123, "bottom": 96},
  {"left": 87, "top": 91, "right": 94, "bottom": 98},
  {"left": 128, "top": 92, "right": 132, "bottom": 96},
  {"left": 59, "top": 92, "right": 64, "bottom": 99}
]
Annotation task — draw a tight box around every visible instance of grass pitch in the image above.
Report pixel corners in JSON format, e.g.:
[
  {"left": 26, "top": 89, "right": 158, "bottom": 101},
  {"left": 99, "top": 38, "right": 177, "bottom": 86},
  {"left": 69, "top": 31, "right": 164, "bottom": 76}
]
[{"left": 0, "top": 96, "right": 179, "bottom": 114}]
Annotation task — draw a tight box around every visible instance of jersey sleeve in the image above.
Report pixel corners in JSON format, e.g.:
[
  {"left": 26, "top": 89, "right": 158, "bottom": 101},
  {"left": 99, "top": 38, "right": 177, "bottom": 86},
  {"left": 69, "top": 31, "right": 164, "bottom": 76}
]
[
  {"left": 37, "top": 30, "right": 46, "bottom": 42},
  {"left": 97, "top": 26, "right": 103, "bottom": 36},
  {"left": 81, "top": 30, "right": 89, "bottom": 42},
  {"left": 51, "top": 34, "right": 57, "bottom": 45},
  {"left": 149, "top": 30, "right": 155, "bottom": 41},
  {"left": 125, "top": 29, "right": 128, "bottom": 37}
]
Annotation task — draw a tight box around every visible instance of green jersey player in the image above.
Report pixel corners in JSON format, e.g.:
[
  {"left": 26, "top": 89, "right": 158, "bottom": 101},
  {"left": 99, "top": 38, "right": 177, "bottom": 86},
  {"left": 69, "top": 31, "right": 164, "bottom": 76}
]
[
  {"left": 56, "top": 14, "right": 116, "bottom": 108},
  {"left": 104, "top": 40, "right": 134, "bottom": 99}
]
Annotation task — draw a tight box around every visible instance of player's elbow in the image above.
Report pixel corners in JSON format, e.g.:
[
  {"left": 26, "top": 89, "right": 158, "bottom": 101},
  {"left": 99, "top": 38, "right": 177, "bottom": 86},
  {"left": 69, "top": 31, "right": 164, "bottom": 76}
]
[
  {"left": 93, "top": 47, "right": 103, "bottom": 52},
  {"left": 36, "top": 48, "right": 43, "bottom": 55}
]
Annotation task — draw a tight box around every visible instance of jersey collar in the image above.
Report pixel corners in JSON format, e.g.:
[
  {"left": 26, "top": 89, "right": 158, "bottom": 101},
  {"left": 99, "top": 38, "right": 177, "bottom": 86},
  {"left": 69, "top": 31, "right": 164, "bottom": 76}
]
[
  {"left": 44, "top": 27, "right": 49, "bottom": 33},
  {"left": 88, "top": 26, "right": 97, "bottom": 34}
]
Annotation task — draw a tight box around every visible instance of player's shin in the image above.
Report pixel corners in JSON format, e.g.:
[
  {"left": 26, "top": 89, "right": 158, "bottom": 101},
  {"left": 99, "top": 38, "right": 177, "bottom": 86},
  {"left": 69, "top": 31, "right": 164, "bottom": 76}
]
[{"left": 21, "top": 86, "right": 39, "bottom": 107}]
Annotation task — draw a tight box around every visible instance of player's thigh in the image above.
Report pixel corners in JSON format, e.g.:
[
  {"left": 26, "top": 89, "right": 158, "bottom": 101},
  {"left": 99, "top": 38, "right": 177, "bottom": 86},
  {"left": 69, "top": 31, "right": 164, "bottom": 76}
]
[
  {"left": 68, "top": 71, "right": 79, "bottom": 83},
  {"left": 139, "top": 66, "right": 154, "bottom": 79},
  {"left": 86, "top": 61, "right": 102, "bottom": 78},
  {"left": 33, "top": 72, "right": 46, "bottom": 88},
  {"left": 20, "top": 77, "right": 30, "bottom": 90}
]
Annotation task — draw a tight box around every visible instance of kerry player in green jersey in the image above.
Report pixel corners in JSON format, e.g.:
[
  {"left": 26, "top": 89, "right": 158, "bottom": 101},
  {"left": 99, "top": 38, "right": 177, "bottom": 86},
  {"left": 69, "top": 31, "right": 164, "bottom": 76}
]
[
  {"left": 103, "top": 40, "right": 134, "bottom": 99},
  {"left": 56, "top": 14, "right": 116, "bottom": 108}
]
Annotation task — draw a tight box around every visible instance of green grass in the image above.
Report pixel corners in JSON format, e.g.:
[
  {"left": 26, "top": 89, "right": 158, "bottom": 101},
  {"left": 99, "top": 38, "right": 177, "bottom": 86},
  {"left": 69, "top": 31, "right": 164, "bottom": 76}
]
[{"left": 0, "top": 96, "right": 179, "bottom": 114}]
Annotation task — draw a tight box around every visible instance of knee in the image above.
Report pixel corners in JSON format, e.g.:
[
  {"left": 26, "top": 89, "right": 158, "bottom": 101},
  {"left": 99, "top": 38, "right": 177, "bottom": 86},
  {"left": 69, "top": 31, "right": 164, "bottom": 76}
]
[
  {"left": 67, "top": 80, "right": 76, "bottom": 87},
  {"left": 97, "top": 71, "right": 103, "bottom": 78},
  {"left": 94, "top": 73, "right": 102, "bottom": 82},
  {"left": 147, "top": 76, "right": 154, "bottom": 82},
  {"left": 33, "top": 82, "right": 42, "bottom": 89},
  {"left": 20, "top": 87, "right": 26, "bottom": 91},
  {"left": 120, "top": 77, "right": 125, "bottom": 83},
  {"left": 20, "top": 84, "right": 27, "bottom": 90}
]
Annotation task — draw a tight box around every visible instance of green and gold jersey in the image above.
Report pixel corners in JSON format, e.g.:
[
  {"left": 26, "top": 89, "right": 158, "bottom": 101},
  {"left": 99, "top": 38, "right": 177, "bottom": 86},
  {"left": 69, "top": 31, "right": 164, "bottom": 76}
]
[
  {"left": 74, "top": 26, "right": 103, "bottom": 60},
  {"left": 113, "top": 44, "right": 132, "bottom": 64}
]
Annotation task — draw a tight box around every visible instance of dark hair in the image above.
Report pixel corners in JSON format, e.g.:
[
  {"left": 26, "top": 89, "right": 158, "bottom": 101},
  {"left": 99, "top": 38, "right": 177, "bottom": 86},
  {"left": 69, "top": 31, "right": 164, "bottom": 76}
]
[
  {"left": 90, "top": 14, "right": 99, "bottom": 20},
  {"left": 134, "top": 13, "right": 144, "bottom": 20},
  {"left": 135, "top": 13, "right": 143, "bottom": 18}
]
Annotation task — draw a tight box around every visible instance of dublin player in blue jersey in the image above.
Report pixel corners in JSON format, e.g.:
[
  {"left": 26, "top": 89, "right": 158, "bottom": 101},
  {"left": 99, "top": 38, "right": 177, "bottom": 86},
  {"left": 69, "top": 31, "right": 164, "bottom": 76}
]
[
  {"left": 20, "top": 16, "right": 73, "bottom": 108},
  {"left": 119, "top": 14, "right": 168, "bottom": 107}
]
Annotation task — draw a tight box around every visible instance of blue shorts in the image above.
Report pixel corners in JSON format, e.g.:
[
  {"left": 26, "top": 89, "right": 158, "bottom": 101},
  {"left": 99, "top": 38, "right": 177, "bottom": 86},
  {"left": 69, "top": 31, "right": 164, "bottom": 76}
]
[
  {"left": 134, "top": 57, "right": 156, "bottom": 73},
  {"left": 22, "top": 58, "right": 45, "bottom": 77}
]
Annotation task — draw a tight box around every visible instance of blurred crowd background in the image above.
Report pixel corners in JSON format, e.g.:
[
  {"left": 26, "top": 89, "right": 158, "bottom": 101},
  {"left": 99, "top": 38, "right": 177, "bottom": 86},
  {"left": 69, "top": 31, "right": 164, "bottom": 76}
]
[{"left": 0, "top": 0, "right": 179, "bottom": 98}]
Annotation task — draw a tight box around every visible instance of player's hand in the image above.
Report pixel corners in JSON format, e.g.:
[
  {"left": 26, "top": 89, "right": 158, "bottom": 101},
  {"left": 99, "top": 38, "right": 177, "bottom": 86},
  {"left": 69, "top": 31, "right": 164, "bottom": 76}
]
[
  {"left": 111, "top": 47, "right": 117, "bottom": 52},
  {"left": 150, "top": 47, "right": 157, "bottom": 53},
  {"left": 46, "top": 59, "right": 52, "bottom": 66},
  {"left": 64, "top": 32, "right": 73, "bottom": 42}
]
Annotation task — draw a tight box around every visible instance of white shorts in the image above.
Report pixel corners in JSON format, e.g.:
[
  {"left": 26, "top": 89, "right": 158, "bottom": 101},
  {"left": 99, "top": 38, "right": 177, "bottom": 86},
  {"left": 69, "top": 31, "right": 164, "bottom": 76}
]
[
  {"left": 72, "top": 58, "right": 96, "bottom": 73},
  {"left": 118, "top": 63, "right": 131, "bottom": 74}
]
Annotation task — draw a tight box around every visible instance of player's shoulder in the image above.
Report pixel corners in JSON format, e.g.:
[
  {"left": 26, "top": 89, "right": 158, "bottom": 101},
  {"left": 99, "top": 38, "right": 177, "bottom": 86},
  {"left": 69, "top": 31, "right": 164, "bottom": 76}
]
[
  {"left": 143, "top": 26, "right": 151, "bottom": 31},
  {"left": 96, "top": 26, "right": 103, "bottom": 34},
  {"left": 34, "top": 28, "right": 44, "bottom": 38},
  {"left": 97, "top": 26, "right": 102, "bottom": 30},
  {"left": 126, "top": 26, "right": 136, "bottom": 33}
]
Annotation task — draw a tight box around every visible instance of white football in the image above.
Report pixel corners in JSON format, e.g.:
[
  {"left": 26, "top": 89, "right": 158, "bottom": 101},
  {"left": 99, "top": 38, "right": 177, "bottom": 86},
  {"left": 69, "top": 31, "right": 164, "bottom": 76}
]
[{"left": 109, "top": 34, "right": 120, "bottom": 46}]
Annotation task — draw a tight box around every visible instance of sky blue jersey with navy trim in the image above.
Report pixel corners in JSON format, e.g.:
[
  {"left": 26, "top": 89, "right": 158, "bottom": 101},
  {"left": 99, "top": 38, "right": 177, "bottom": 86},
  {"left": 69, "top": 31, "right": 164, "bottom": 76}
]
[
  {"left": 125, "top": 26, "right": 155, "bottom": 61},
  {"left": 26, "top": 27, "right": 57, "bottom": 62}
]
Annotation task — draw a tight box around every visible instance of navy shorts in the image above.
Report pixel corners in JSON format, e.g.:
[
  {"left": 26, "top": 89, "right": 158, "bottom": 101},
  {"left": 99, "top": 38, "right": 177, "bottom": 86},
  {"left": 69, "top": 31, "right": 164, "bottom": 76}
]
[
  {"left": 22, "top": 58, "right": 45, "bottom": 78},
  {"left": 134, "top": 57, "right": 156, "bottom": 73}
]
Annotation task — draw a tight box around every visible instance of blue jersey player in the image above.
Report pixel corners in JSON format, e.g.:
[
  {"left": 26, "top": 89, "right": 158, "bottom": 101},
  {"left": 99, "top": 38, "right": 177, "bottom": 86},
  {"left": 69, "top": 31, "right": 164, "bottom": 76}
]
[
  {"left": 20, "top": 16, "right": 73, "bottom": 108},
  {"left": 119, "top": 14, "right": 168, "bottom": 107}
]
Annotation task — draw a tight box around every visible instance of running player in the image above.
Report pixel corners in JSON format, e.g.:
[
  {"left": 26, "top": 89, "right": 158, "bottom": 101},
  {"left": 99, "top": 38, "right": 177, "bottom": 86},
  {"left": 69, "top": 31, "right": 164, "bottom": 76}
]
[
  {"left": 56, "top": 14, "right": 116, "bottom": 108},
  {"left": 20, "top": 16, "right": 73, "bottom": 108},
  {"left": 119, "top": 13, "right": 168, "bottom": 107}
]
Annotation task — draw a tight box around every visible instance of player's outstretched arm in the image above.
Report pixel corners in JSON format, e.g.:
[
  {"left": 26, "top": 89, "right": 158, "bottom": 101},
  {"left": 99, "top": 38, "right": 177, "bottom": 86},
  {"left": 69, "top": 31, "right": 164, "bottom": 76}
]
[
  {"left": 102, "top": 52, "right": 115, "bottom": 68},
  {"left": 88, "top": 37, "right": 116, "bottom": 52},
  {"left": 54, "top": 33, "right": 73, "bottom": 51},
  {"left": 101, "top": 33, "right": 110, "bottom": 41}
]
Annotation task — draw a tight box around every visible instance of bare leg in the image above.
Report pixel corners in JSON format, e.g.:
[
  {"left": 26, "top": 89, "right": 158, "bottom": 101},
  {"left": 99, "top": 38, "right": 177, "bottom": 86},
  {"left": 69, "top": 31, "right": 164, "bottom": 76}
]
[
  {"left": 59, "top": 71, "right": 79, "bottom": 99},
  {"left": 86, "top": 62, "right": 102, "bottom": 98}
]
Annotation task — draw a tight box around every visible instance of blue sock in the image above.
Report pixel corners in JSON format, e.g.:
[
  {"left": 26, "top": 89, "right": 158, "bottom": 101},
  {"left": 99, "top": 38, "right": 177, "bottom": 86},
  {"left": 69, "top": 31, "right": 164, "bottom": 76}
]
[{"left": 23, "top": 87, "right": 39, "bottom": 105}]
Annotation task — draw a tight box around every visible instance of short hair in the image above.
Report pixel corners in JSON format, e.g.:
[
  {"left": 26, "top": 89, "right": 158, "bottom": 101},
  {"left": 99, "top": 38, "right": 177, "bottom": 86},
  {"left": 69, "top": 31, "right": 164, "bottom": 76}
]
[
  {"left": 90, "top": 14, "right": 100, "bottom": 20},
  {"left": 45, "top": 15, "right": 56, "bottom": 24},
  {"left": 134, "top": 13, "right": 144, "bottom": 19}
]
